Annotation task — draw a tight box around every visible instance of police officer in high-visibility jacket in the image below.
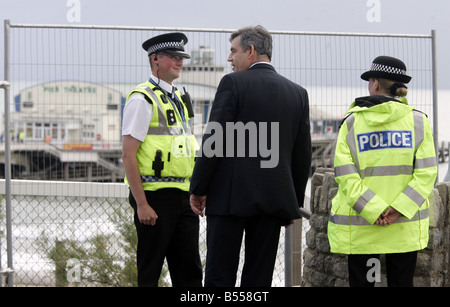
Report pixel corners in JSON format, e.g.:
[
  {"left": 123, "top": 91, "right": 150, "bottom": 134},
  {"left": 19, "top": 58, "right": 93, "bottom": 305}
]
[
  {"left": 327, "top": 56, "right": 437, "bottom": 287},
  {"left": 122, "top": 33, "right": 202, "bottom": 287}
]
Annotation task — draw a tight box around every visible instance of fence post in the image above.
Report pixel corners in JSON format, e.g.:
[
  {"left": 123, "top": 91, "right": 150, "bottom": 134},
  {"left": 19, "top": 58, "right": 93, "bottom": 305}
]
[
  {"left": 284, "top": 212, "right": 306, "bottom": 287},
  {"left": 0, "top": 77, "right": 13, "bottom": 287},
  {"left": 2, "top": 19, "right": 14, "bottom": 287},
  {"left": 432, "top": 30, "right": 438, "bottom": 158},
  {"left": 284, "top": 226, "right": 293, "bottom": 287}
]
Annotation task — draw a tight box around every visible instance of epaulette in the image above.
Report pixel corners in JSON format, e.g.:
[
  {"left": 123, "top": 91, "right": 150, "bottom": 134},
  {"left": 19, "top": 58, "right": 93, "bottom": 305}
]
[
  {"left": 412, "top": 108, "right": 428, "bottom": 118},
  {"left": 339, "top": 112, "right": 353, "bottom": 129},
  {"left": 141, "top": 93, "right": 153, "bottom": 105}
]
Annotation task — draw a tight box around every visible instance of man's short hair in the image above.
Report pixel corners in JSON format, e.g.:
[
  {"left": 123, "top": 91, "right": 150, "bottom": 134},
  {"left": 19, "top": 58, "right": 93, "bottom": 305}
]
[{"left": 230, "top": 25, "right": 272, "bottom": 60}]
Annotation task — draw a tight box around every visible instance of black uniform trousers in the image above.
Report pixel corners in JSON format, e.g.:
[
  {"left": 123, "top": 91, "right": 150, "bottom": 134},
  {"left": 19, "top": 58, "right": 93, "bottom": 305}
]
[
  {"left": 129, "top": 188, "right": 202, "bottom": 287},
  {"left": 348, "top": 251, "right": 418, "bottom": 287},
  {"left": 204, "top": 214, "right": 283, "bottom": 287}
]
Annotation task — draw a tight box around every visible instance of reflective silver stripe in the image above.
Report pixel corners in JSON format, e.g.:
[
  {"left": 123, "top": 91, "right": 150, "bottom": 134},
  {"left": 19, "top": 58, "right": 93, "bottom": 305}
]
[
  {"left": 134, "top": 85, "right": 169, "bottom": 134},
  {"left": 141, "top": 175, "right": 186, "bottom": 183},
  {"left": 336, "top": 164, "right": 414, "bottom": 178},
  {"left": 348, "top": 157, "right": 436, "bottom": 178},
  {"left": 413, "top": 111, "right": 424, "bottom": 151},
  {"left": 147, "top": 126, "right": 184, "bottom": 135},
  {"left": 353, "top": 189, "right": 375, "bottom": 214},
  {"left": 136, "top": 85, "right": 187, "bottom": 136},
  {"left": 345, "top": 114, "right": 360, "bottom": 172},
  {"left": 415, "top": 157, "right": 437, "bottom": 169},
  {"left": 329, "top": 208, "right": 429, "bottom": 226},
  {"left": 335, "top": 164, "right": 358, "bottom": 177},
  {"left": 359, "top": 165, "right": 413, "bottom": 178},
  {"left": 140, "top": 86, "right": 172, "bottom": 135},
  {"left": 403, "top": 185, "right": 426, "bottom": 207},
  {"left": 330, "top": 213, "right": 370, "bottom": 226}
]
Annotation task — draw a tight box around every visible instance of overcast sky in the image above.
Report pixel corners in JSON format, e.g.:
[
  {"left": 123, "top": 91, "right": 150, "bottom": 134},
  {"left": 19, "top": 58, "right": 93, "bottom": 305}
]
[{"left": 1, "top": 0, "right": 449, "bottom": 87}]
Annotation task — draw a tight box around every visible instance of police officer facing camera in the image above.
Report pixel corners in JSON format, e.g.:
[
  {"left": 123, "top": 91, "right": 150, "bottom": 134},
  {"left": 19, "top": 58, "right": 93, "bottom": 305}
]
[
  {"left": 122, "top": 32, "right": 202, "bottom": 287},
  {"left": 328, "top": 56, "right": 437, "bottom": 287}
]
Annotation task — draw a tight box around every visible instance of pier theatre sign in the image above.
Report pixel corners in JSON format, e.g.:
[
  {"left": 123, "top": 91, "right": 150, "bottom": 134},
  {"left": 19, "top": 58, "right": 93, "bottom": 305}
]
[{"left": 43, "top": 84, "right": 98, "bottom": 94}]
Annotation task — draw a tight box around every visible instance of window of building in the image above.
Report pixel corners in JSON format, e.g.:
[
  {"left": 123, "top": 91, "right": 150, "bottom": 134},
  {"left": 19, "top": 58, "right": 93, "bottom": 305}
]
[
  {"left": 26, "top": 123, "right": 33, "bottom": 138},
  {"left": 35, "top": 123, "right": 42, "bottom": 139}
]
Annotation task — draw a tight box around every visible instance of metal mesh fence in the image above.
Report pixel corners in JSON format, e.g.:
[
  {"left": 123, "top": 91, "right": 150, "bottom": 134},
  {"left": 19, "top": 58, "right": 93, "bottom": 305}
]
[
  {"left": 8, "top": 193, "right": 133, "bottom": 286},
  {"left": 1, "top": 182, "right": 302, "bottom": 287},
  {"left": 1, "top": 21, "right": 436, "bottom": 287}
]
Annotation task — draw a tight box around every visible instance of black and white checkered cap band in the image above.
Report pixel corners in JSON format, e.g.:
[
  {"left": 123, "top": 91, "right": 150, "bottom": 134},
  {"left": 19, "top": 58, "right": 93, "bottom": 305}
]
[
  {"left": 147, "top": 40, "right": 185, "bottom": 54},
  {"left": 370, "top": 63, "right": 407, "bottom": 75}
]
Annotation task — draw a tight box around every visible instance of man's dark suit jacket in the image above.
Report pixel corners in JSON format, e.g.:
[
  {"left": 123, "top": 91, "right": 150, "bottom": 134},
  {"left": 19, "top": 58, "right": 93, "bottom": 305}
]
[{"left": 190, "top": 63, "right": 311, "bottom": 223}]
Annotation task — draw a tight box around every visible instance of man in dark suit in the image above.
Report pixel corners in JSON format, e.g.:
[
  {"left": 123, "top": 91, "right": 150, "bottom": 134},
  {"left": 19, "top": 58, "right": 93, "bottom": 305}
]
[{"left": 190, "top": 25, "right": 312, "bottom": 287}]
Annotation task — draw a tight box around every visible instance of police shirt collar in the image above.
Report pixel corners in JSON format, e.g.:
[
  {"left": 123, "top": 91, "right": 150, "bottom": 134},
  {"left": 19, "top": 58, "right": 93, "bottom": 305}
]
[{"left": 150, "top": 74, "right": 175, "bottom": 95}]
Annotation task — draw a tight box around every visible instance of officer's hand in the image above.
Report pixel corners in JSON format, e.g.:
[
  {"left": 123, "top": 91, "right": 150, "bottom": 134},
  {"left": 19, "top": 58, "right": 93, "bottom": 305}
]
[
  {"left": 190, "top": 194, "right": 206, "bottom": 217},
  {"left": 382, "top": 207, "right": 401, "bottom": 224},
  {"left": 284, "top": 220, "right": 296, "bottom": 228},
  {"left": 375, "top": 216, "right": 388, "bottom": 226},
  {"left": 137, "top": 204, "right": 158, "bottom": 226}
]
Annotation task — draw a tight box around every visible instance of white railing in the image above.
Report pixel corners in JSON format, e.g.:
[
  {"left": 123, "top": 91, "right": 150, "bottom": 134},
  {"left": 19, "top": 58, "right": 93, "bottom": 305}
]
[{"left": 0, "top": 179, "right": 128, "bottom": 199}]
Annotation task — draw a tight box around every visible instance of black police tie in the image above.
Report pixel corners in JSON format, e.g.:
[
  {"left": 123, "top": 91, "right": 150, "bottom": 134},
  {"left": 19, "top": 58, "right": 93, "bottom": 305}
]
[{"left": 171, "top": 88, "right": 182, "bottom": 113}]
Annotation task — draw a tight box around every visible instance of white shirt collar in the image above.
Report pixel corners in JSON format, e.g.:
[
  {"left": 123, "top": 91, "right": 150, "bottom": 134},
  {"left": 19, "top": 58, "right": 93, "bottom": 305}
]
[
  {"left": 150, "top": 74, "right": 174, "bottom": 94},
  {"left": 250, "top": 61, "right": 273, "bottom": 68}
]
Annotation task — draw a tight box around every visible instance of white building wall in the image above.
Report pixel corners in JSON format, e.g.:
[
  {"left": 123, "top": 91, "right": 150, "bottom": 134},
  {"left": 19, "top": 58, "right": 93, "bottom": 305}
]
[{"left": 14, "top": 81, "right": 124, "bottom": 147}]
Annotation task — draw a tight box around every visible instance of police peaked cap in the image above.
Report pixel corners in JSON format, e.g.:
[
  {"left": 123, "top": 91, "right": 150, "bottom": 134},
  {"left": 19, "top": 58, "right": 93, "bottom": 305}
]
[
  {"left": 361, "top": 56, "right": 411, "bottom": 84},
  {"left": 142, "top": 32, "right": 190, "bottom": 59}
]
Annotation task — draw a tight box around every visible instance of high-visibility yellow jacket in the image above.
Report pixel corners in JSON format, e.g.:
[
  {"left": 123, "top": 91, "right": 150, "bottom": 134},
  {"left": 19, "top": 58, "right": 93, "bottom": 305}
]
[
  {"left": 124, "top": 81, "right": 199, "bottom": 192},
  {"left": 327, "top": 95, "right": 437, "bottom": 254}
]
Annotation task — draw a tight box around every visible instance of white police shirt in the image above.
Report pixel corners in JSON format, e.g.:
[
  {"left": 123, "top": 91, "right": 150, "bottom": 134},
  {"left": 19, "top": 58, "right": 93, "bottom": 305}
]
[{"left": 121, "top": 75, "right": 175, "bottom": 142}]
